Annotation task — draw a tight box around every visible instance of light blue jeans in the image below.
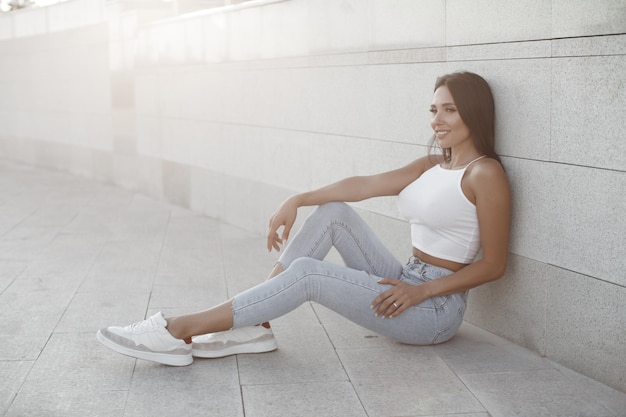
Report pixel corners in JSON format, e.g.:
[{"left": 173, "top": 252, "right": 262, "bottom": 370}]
[{"left": 232, "top": 202, "right": 467, "bottom": 345}]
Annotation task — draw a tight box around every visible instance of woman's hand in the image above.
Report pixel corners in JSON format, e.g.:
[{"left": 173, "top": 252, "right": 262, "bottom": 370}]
[
  {"left": 266, "top": 197, "right": 299, "bottom": 252},
  {"left": 370, "top": 278, "right": 428, "bottom": 319}
]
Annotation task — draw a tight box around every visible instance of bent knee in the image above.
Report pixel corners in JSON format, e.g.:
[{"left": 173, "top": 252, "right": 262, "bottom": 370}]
[
  {"left": 313, "top": 201, "right": 355, "bottom": 221},
  {"left": 288, "top": 257, "right": 324, "bottom": 273}
]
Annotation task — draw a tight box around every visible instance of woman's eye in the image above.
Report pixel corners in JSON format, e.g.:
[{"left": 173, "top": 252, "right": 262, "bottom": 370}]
[
  {"left": 446, "top": 107, "right": 456, "bottom": 112},
  {"left": 429, "top": 108, "right": 437, "bottom": 114}
]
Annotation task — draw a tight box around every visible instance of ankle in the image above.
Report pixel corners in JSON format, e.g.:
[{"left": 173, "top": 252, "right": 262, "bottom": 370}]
[{"left": 165, "top": 318, "right": 187, "bottom": 340}]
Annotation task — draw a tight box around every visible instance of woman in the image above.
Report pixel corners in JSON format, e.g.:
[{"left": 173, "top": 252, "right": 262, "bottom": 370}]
[{"left": 97, "top": 71, "right": 511, "bottom": 366}]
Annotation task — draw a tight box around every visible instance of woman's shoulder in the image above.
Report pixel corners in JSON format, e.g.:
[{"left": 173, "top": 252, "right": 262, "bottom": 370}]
[
  {"left": 417, "top": 154, "right": 444, "bottom": 172},
  {"left": 466, "top": 157, "right": 509, "bottom": 192},
  {"left": 467, "top": 157, "right": 506, "bottom": 176}
]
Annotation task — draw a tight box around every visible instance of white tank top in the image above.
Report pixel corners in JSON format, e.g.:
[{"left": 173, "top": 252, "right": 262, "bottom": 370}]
[{"left": 397, "top": 156, "right": 486, "bottom": 263}]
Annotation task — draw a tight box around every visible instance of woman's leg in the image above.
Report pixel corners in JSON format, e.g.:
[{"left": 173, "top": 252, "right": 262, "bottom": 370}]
[
  {"left": 167, "top": 202, "right": 399, "bottom": 330},
  {"left": 169, "top": 202, "right": 403, "bottom": 337},
  {"left": 277, "top": 202, "right": 403, "bottom": 278},
  {"left": 97, "top": 203, "right": 413, "bottom": 364},
  {"left": 167, "top": 264, "right": 285, "bottom": 341},
  {"left": 96, "top": 256, "right": 464, "bottom": 365},
  {"left": 230, "top": 257, "right": 445, "bottom": 345}
]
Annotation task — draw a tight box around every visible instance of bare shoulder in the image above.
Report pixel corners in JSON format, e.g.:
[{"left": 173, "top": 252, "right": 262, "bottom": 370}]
[
  {"left": 466, "top": 157, "right": 510, "bottom": 198},
  {"left": 417, "top": 154, "right": 444, "bottom": 172},
  {"left": 393, "top": 154, "right": 442, "bottom": 177},
  {"left": 377, "top": 154, "right": 444, "bottom": 196},
  {"left": 467, "top": 157, "right": 507, "bottom": 181}
]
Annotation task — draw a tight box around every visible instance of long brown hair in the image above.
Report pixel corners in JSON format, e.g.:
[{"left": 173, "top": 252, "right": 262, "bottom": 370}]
[{"left": 430, "top": 71, "right": 501, "bottom": 164}]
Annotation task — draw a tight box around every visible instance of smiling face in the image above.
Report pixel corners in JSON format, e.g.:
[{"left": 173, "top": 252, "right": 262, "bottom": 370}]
[{"left": 430, "top": 85, "right": 473, "bottom": 151}]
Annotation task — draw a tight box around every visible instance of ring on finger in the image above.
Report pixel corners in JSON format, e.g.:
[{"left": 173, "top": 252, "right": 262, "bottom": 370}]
[{"left": 393, "top": 302, "right": 399, "bottom": 308}]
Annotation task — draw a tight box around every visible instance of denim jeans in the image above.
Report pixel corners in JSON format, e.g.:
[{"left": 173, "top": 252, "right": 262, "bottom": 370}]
[{"left": 232, "top": 202, "right": 467, "bottom": 345}]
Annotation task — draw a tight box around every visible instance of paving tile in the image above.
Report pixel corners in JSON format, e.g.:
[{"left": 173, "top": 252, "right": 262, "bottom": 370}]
[
  {"left": 0, "top": 335, "right": 50, "bottom": 361},
  {"left": 16, "top": 233, "right": 105, "bottom": 284},
  {"left": 337, "top": 344, "right": 441, "bottom": 380},
  {"left": 153, "top": 248, "right": 225, "bottom": 289},
  {"left": 416, "top": 414, "right": 489, "bottom": 417},
  {"left": 149, "top": 283, "right": 226, "bottom": 310},
  {"left": 220, "top": 233, "right": 278, "bottom": 297},
  {"left": 354, "top": 376, "right": 485, "bottom": 417},
  {"left": 460, "top": 369, "right": 617, "bottom": 417},
  {"left": 77, "top": 241, "right": 161, "bottom": 293},
  {"left": 22, "top": 332, "right": 135, "bottom": 392},
  {"left": 124, "top": 383, "right": 243, "bottom": 417},
  {"left": 18, "top": 201, "right": 83, "bottom": 229},
  {"left": 61, "top": 214, "right": 118, "bottom": 242},
  {"left": 0, "top": 200, "right": 39, "bottom": 236},
  {"left": 243, "top": 382, "right": 367, "bottom": 417},
  {"left": 312, "top": 304, "right": 399, "bottom": 349},
  {"left": 6, "top": 389, "right": 126, "bottom": 417},
  {"left": 0, "top": 226, "right": 59, "bottom": 262},
  {"left": 161, "top": 213, "right": 222, "bottom": 252},
  {"left": 237, "top": 304, "right": 349, "bottom": 386},
  {"left": 0, "top": 361, "right": 33, "bottom": 414},
  {"left": 551, "top": 362, "right": 626, "bottom": 417},
  {"left": 0, "top": 291, "right": 68, "bottom": 334},
  {"left": 130, "top": 356, "right": 240, "bottom": 391},
  {"left": 337, "top": 345, "right": 485, "bottom": 416},
  {"left": 435, "top": 322, "right": 553, "bottom": 375},
  {"left": 84, "top": 185, "right": 134, "bottom": 211},
  {"left": 55, "top": 290, "right": 150, "bottom": 333},
  {"left": 107, "top": 209, "right": 170, "bottom": 247},
  {"left": 0, "top": 260, "right": 27, "bottom": 293}
]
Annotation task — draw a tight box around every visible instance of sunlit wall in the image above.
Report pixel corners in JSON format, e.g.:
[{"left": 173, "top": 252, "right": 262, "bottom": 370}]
[{"left": 0, "top": 0, "right": 624, "bottom": 392}]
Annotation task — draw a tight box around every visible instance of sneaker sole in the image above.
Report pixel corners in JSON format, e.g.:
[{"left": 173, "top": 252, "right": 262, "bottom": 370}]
[
  {"left": 192, "top": 338, "right": 278, "bottom": 358},
  {"left": 96, "top": 330, "right": 193, "bottom": 367}
]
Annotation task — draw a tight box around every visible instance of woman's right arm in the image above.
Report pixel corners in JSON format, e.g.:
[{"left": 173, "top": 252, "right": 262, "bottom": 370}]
[{"left": 266, "top": 155, "right": 436, "bottom": 252}]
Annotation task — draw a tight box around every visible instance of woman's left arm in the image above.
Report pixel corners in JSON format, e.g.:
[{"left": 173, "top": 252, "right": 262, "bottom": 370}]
[{"left": 373, "top": 159, "right": 511, "bottom": 318}]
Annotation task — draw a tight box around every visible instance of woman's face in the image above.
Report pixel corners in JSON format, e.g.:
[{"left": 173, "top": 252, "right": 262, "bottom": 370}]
[{"left": 430, "top": 85, "right": 473, "bottom": 150}]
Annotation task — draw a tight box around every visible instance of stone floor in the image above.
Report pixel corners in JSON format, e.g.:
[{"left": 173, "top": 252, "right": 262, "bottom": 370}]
[{"left": 0, "top": 159, "right": 624, "bottom": 417}]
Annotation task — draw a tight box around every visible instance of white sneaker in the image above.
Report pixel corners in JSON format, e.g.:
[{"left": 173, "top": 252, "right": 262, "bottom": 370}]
[
  {"left": 96, "top": 312, "right": 193, "bottom": 366},
  {"left": 192, "top": 326, "right": 277, "bottom": 358}
]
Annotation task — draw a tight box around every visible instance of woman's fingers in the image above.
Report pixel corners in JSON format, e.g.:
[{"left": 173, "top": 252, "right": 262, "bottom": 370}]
[
  {"left": 370, "top": 279, "right": 411, "bottom": 318},
  {"left": 370, "top": 278, "right": 400, "bottom": 309},
  {"left": 267, "top": 231, "right": 283, "bottom": 252},
  {"left": 266, "top": 201, "right": 297, "bottom": 252}
]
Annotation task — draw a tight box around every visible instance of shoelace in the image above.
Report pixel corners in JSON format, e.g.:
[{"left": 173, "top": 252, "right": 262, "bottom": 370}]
[{"left": 128, "top": 315, "right": 160, "bottom": 332}]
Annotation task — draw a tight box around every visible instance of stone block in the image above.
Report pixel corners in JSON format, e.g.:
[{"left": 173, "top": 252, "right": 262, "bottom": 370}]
[
  {"left": 446, "top": 0, "right": 551, "bottom": 45},
  {"left": 339, "top": 345, "right": 485, "bottom": 416},
  {"left": 546, "top": 268, "right": 626, "bottom": 392},
  {"left": 551, "top": 54, "right": 626, "bottom": 171},
  {"left": 552, "top": 0, "right": 626, "bottom": 38},
  {"left": 460, "top": 369, "right": 615, "bottom": 417},
  {"left": 243, "top": 382, "right": 366, "bottom": 417},
  {"left": 464, "top": 253, "right": 549, "bottom": 356},
  {"left": 307, "top": 0, "right": 370, "bottom": 54},
  {"left": 370, "top": 0, "right": 446, "bottom": 49}
]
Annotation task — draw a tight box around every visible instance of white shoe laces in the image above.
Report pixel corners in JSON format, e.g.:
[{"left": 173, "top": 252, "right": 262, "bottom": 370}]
[{"left": 127, "top": 315, "right": 162, "bottom": 333}]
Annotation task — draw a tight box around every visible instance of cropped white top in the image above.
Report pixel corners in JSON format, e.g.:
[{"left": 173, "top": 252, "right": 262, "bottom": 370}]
[{"left": 397, "top": 156, "right": 485, "bottom": 263}]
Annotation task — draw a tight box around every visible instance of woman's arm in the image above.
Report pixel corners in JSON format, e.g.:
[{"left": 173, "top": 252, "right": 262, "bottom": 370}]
[
  {"left": 372, "top": 158, "right": 511, "bottom": 317},
  {"left": 266, "top": 155, "right": 438, "bottom": 252}
]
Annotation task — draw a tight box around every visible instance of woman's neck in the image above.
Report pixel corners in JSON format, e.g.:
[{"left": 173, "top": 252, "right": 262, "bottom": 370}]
[
  {"left": 447, "top": 154, "right": 481, "bottom": 169},
  {"left": 445, "top": 140, "right": 481, "bottom": 168}
]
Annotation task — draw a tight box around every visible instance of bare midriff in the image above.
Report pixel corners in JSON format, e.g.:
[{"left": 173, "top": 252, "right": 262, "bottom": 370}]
[{"left": 412, "top": 248, "right": 468, "bottom": 272}]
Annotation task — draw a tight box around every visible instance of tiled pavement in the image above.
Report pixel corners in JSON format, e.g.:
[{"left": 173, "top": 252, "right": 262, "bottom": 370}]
[{"left": 0, "top": 159, "right": 624, "bottom": 417}]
